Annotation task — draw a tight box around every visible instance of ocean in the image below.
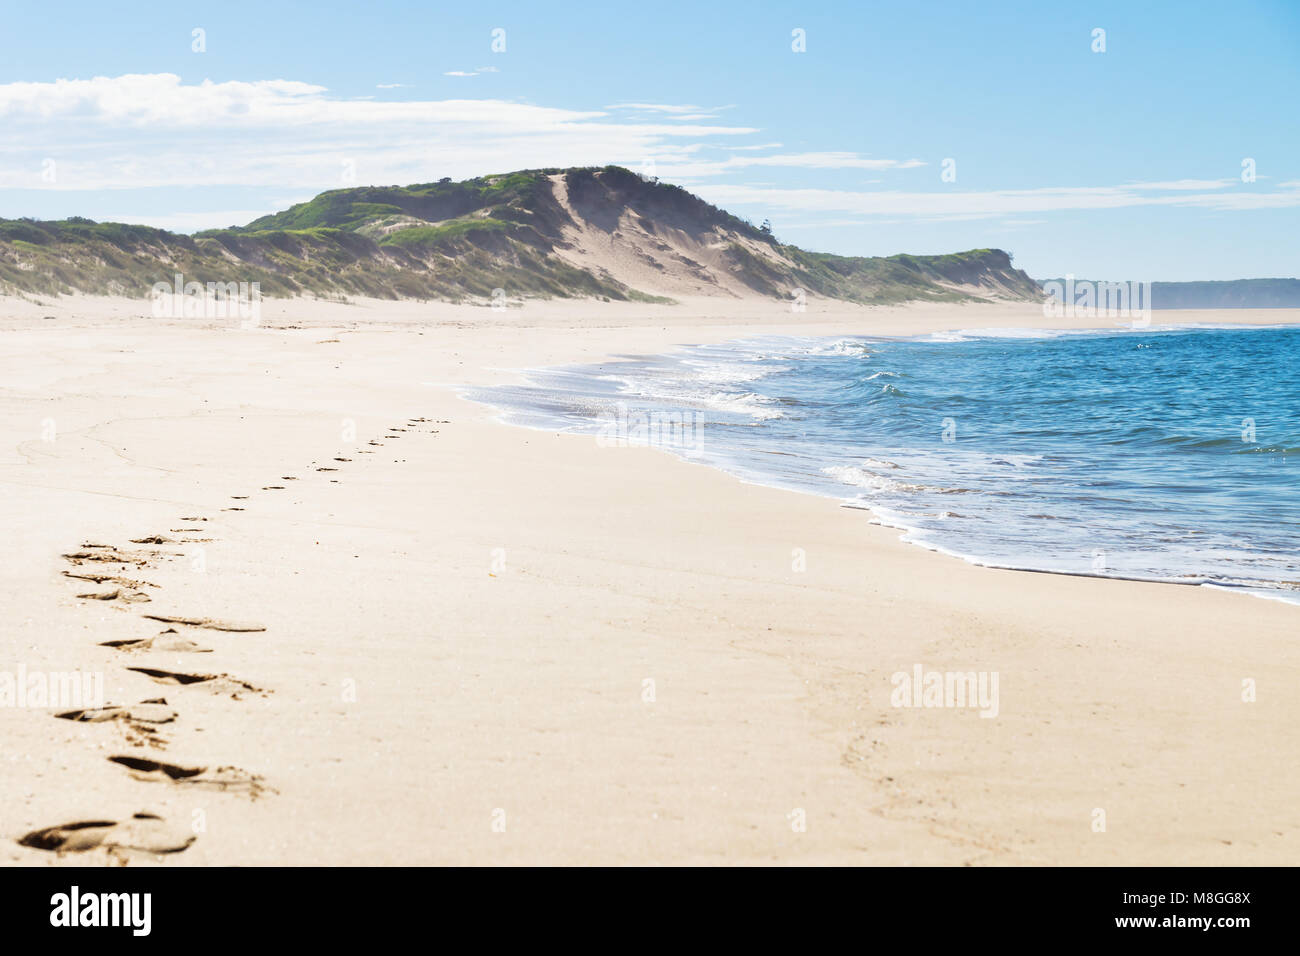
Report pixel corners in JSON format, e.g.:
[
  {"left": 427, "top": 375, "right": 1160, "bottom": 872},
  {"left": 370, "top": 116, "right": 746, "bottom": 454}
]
[{"left": 465, "top": 325, "right": 1300, "bottom": 604}]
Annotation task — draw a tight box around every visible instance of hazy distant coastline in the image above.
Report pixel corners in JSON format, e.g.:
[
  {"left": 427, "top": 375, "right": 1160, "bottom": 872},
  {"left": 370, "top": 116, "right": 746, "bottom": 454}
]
[{"left": 1039, "top": 277, "right": 1300, "bottom": 309}]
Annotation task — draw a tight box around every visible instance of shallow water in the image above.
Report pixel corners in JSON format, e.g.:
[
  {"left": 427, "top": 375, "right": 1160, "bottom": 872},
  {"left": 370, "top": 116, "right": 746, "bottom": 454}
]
[{"left": 466, "top": 325, "right": 1300, "bottom": 603}]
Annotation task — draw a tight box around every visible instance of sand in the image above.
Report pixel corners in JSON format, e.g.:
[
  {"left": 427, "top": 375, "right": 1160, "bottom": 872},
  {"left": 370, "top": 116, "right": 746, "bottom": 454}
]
[{"left": 1, "top": 292, "right": 1297, "bottom": 866}]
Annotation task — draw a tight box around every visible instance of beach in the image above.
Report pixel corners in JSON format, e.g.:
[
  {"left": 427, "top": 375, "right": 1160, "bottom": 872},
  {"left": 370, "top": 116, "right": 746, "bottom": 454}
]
[{"left": 2, "top": 293, "right": 1297, "bottom": 866}]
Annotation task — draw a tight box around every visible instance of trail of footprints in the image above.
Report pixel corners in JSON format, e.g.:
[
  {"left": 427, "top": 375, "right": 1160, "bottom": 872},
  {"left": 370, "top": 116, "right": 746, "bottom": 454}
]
[{"left": 22, "top": 415, "right": 445, "bottom": 858}]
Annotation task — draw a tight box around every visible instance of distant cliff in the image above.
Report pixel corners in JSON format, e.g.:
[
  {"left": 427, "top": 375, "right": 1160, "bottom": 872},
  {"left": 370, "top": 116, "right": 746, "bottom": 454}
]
[{"left": 1039, "top": 277, "right": 1300, "bottom": 310}]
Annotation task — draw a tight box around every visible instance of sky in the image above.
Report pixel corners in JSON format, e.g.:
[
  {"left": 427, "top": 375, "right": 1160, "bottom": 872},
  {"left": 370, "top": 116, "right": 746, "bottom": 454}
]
[{"left": 0, "top": 0, "right": 1296, "bottom": 281}]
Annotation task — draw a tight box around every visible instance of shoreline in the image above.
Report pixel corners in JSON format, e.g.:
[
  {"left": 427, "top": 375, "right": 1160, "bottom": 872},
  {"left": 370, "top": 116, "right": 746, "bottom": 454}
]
[
  {"left": 462, "top": 317, "right": 1300, "bottom": 609},
  {"left": 474, "top": 396, "right": 1300, "bottom": 608},
  {"left": 3, "top": 293, "right": 1299, "bottom": 865}
]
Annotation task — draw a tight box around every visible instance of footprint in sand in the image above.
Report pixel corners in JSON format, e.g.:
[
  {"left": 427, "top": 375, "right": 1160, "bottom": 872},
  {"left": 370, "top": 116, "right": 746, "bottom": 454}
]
[
  {"left": 62, "top": 570, "right": 157, "bottom": 590},
  {"left": 75, "top": 587, "right": 152, "bottom": 604},
  {"left": 56, "top": 698, "right": 177, "bottom": 726},
  {"left": 126, "top": 666, "right": 266, "bottom": 698},
  {"left": 143, "top": 613, "right": 265, "bottom": 632},
  {"left": 108, "top": 756, "right": 268, "bottom": 798},
  {"left": 19, "top": 813, "right": 195, "bottom": 855},
  {"left": 66, "top": 541, "right": 183, "bottom": 563},
  {"left": 101, "top": 628, "right": 212, "bottom": 653},
  {"left": 62, "top": 547, "right": 150, "bottom": 567},
  {"left": 55, "top": 697, "right": 178, "bottom": 748}
]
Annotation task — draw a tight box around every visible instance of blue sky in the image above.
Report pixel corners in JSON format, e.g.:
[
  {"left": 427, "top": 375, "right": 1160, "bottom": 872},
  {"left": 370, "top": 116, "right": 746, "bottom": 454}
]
[{"left": 1, "top": 0, "right": 1296, "bottom": 280}]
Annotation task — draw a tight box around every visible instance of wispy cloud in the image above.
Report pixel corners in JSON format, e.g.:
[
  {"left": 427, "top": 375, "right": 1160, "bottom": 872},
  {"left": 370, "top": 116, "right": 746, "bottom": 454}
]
[
  {"left": 1135, "top": 179, "right": 1235, "bottom": 191},
  {"left": 0, "top": 73, "right": 758, "bottom": 193},
  {"left": 98, "top": 209, "right": 285, "bottom": 232},
  {"left": 707, "top": 152, "right": 924, "bottom": 172},
  {"left": 696, "top": 181, "right": 1300, "bottom": 222},
  {"left": 607, "top": 103, "right": 736, "bottom": 121},
  {"left": 607, "top": 103, "right": 728, "bottom": 114},
  {"left": 717, "top": 142, "right": 784, "bottom": 151}
]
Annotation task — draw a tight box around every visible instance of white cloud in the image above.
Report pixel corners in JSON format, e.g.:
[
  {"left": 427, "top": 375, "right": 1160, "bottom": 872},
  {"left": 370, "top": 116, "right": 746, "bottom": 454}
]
[
  {"left": 717, "top": 142, "right": 784, "bottom": 151},
  {"left": 650, "top": 152, "right": 926, "bottom": 180},
  {"left": 607, "top": 103, "right": 729, "bottom": 115},
  {"left": 1134, "top": 179, "right": 1235, "bottom": 191},
  {"left": 97, "top": 209, "right": 282, "bottom": 232},
  {"left": 695, "top": 180, "right": 1300, "bottom": 221},
  {"left": 725, "top": 152, "right": 924, "bottom": 170},
  {"left": 0, "top": 75, "right": 328, "bottom": 126},
  {"left": 0, "top": 73, "right": 760, "bottom": 192}
]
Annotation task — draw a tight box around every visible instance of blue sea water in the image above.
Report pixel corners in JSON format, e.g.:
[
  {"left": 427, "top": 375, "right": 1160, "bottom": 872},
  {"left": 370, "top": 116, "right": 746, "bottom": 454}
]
[{"left": 465, "top": 325, "right": 1300, "bottom": 603}]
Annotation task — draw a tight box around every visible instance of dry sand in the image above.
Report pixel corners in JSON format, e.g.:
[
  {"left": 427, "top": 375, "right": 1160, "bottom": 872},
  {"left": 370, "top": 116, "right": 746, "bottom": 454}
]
[{"left": 1, "top": 292, "right": 1297, "bottom": 865}]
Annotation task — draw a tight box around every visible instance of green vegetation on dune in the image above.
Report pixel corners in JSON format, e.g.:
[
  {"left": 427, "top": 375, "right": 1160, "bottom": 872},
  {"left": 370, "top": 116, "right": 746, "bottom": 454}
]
[
  {"left": 769, "top": 246, "right": 1037, "bottom": 305},
  {"left": 229, "top": 170, "right": 557, "bottom": 236},
  {"left": 378, "top": 217, "right": 515, "bottom": 247},
  {"left": 0, "top": 167, "right": 1044, "bottom": 306}
]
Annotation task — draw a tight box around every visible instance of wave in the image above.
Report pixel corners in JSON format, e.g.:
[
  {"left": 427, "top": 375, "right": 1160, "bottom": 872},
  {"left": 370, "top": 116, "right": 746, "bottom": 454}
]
[{"left": 463, "top": 325, "right": 1300, "bottom": 606}]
